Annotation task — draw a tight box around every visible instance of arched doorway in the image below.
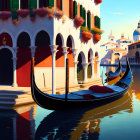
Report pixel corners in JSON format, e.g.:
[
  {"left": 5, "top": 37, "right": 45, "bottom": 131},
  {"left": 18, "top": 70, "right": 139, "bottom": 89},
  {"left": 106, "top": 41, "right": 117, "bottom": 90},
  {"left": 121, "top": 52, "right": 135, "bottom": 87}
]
[
  {"left": 0, "top": 48, "right": 13, "bottom": 85},
  {"left": 66, "top": 35, "right": 74, "bottom": 67},
  {"left": 77, "top": 52, "right": 85, "bottom": 82},
  {"left": 56, "top": 33, "right": 64, "bottom": 67},
  {"left": 87, "top": 49, "right": 93, "bottom": 78},
  {"left": 94, "top": 52, "right": 99, "bottom": 76},
  {"left": 17, "top": 32, "right": 31, "bottom": 87},
  {"left": 35, "top": 30, "right": 51, "bottom": 88}
]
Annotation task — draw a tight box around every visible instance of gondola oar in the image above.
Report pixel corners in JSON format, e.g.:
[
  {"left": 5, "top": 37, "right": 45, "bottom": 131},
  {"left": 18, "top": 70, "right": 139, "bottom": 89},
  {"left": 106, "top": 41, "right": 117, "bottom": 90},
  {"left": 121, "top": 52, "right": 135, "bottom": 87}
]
[{"left": 65, "top": 58, "right": 69, "bottom": 101}]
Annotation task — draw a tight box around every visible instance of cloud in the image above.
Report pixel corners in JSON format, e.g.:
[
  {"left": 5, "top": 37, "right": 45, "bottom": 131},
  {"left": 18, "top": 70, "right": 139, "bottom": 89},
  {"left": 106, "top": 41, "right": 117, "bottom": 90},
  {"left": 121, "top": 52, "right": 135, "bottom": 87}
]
[{"left": 112, "top": 13, "right": 122, "bottom": 15}]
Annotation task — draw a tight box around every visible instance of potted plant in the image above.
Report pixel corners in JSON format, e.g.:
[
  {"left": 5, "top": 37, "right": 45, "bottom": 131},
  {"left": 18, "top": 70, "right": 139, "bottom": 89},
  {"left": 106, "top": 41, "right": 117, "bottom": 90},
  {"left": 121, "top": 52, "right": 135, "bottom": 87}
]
[
  {"left": 54, "top": 9, "right": 64, "bottom": 19},
  {"left": 91, "top": 27, "right": 103, "bottom": 42},
  {"left": 95, "top": 0, "right": 102, "bottom": 4},
  {"left": 81, "top": 26, "right": 92, "bottom": 42},
  {"left": 36, "top": 8, "right": 48, "bottom": 17},
  {"left": 74, "top": 16, "right": 84, "bottom": 28},
  {"left": 0, "top": 11, "right": 11, "bottom": 20},
  {"left": 17, "top": 9, "right": 30, "bottom": 18},
  {"left": 30, "top": 9, "right": 36, "bottom": 22}
]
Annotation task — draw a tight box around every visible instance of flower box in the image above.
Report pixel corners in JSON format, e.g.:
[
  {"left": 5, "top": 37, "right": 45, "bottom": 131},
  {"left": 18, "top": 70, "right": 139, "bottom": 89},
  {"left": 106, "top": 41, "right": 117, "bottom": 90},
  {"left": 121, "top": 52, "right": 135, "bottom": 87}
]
[
  {"left": 48, "top": 13, "right": 54, "bottom": 20},
  {"left": 54, "top": 10, "right": 63, "bottom": 19},
  {"left": 91, "top": 27, "right": 103, "bottom": 35},
  {"left": 74, "top": 16, "right": 84, "bottom": 28},
  {"left": 95, "top": 0, "right": 102, "bottom": 4},
  {"left": 81, "top": 31, "right": 92, "bottom": 41},
  {"left": 93, "top": 34, "right": 101, "bottom": 42},
  {"left": 36, "top": 8, "right": 48, "bottom": 17},
  {"left": 17, "top": 9, "right": 30, "bottom": 18},
  {"left": 0, "top": 11, "right": 11, "bottom": 20}
]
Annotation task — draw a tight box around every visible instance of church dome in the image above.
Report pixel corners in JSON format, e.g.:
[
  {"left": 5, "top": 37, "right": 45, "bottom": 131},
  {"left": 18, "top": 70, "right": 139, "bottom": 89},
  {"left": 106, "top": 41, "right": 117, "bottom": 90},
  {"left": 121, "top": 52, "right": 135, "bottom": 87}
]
[{"left": 133, "top": 21, "right": 140, "bottom": 36}]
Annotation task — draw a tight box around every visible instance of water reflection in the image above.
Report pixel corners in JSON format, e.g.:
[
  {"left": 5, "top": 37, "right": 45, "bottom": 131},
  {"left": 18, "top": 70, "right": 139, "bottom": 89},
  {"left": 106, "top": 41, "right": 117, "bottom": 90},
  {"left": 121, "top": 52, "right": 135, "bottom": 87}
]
[
  {"left": 0, "top": 104, "right": 37, "bottom": 140},
  {"left": 35, "top": 92, "right": 133, "bottom": 140}
]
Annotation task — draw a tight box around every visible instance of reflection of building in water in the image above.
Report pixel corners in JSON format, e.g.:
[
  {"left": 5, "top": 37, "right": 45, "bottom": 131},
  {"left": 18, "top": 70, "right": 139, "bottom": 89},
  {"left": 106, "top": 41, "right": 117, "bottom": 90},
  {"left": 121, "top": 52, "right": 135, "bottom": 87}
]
[
  {"left": 35, "top": 93, "right": 133, "bottom": 140},
  {"left": 0, "top": 104, "right": 36, "bottom": 140}
]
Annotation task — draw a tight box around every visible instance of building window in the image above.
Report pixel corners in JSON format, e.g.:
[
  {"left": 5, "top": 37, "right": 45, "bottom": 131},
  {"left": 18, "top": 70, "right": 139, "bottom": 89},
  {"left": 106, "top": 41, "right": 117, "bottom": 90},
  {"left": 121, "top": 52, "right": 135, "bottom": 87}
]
[
  {"left": 87, "top": 11, "right": 91, "bottom": 30},
  {"left": 0, "top": 0, "right": 10, "bottom": 11},
  {"left": 21, "top": 0, "right": 29, "bottom": 9},
  {"left": 39, "top": 0, "right": 49, "bottom": 8},
  {"left": 56, "top": 0, "right": 62, "bottom": 10}
]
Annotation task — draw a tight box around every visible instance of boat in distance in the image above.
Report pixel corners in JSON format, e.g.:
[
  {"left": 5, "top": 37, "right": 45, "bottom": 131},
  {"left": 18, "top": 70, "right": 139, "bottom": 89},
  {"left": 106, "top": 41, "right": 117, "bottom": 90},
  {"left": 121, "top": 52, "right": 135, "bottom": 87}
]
[
  {"left": 105, "top": 59, "right": 122, "bottom": 82},
  {"left": 31, "top": 58, "right": 132, "bottom": 110}
]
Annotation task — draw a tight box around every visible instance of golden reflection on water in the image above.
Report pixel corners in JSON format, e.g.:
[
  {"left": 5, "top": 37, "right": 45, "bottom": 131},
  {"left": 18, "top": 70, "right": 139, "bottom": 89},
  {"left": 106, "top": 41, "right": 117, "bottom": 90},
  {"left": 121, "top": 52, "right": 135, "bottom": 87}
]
[{"left": 69, "top": 91, "right": 133, "bottom": 140}]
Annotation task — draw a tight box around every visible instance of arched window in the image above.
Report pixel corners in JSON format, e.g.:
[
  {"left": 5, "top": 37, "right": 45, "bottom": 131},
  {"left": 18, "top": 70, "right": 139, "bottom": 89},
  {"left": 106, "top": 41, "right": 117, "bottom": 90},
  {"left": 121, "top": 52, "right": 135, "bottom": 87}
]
[
  {"left": 17, "top": 32, "right": 31, "bottom": 47},
  {"left": 35, "top": 31, "right": 50, "bottom": 47}
]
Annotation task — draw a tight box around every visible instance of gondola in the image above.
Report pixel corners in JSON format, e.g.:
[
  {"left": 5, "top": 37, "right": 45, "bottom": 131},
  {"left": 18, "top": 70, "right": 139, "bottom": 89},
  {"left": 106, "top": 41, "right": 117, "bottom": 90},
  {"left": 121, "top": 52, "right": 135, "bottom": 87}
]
[
  {"left": 105, "top": 59, "right": 122, "bottom": 82},
  {"left": 31, "top": 58, "right": 132, "bottom": 110}
]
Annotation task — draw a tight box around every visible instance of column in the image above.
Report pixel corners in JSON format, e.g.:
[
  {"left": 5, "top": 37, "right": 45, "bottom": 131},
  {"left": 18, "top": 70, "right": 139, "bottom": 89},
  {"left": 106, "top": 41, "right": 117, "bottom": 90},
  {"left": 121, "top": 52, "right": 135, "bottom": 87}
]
[
  {"left": 96, "top": 60, "right": 101, "bottom": 78},
  {"left": 31, "top": 46, "right": 37, "bottom": 57},
  {"left": 37, "top": 0, "right": 39, "bottom": 8},
  {"left": 62, "top": 46, "right": 68, "bottom": 67},
  {"left": 72, "top": 49, "right": 78, "bottom": 83},
  {"left": 90, "top": 58, "right": 95, "bottom": 78},
  {"left": 12, "top": 47, "right": 18, "bottom": 87},
  {"left": 73, "top": 61, "right": 78, "bottom": 83},
  {"left": 50, "top": 45, "right": 58, "bottom": 95},
  {"left": 82, "top": 62, "right": 88, "bottom": 82}
]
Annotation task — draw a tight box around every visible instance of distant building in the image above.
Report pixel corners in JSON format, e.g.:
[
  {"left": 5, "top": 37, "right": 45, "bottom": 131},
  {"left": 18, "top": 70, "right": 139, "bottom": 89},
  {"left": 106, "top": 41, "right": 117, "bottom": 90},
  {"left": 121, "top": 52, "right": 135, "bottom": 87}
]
[
  {"left": 128, "top": 40, "right": 140, "bottom": 64},
  {"left": 133, "top": 21, "right": 140, "bottom": 42},
  {"left": 128, "top": 21, "right": 140, "bottom": 64},
  {"left": 116, "top": 34, "right": 132, "bottom": 51},
  {"left": 100, "top": 31, "right": 132, "bottom": 65}
]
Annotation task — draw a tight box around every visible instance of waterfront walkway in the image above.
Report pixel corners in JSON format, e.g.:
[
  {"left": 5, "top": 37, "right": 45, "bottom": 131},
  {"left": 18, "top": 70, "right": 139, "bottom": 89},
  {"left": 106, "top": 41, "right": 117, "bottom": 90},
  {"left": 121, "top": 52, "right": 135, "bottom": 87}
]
[{"left": 0, "top": 78, "right": 102, "bottom": 109}]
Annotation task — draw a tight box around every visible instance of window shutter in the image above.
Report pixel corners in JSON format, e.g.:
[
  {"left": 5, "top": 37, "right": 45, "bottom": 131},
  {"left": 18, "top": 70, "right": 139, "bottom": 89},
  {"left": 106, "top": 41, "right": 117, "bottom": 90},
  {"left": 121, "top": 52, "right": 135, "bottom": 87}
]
[
  {"left": 49, "top": 0, "right": 54, "bottom": 8},
  {"left": 29, "top": 0, "right": 37, "bottom": 9},
  {"left": 73, "top": 1, "right": 77, "bottom": 18},
  {"left": 83, "top": 9, "right": 86, "bottom": 26},
  {"left": 87, "top": 12, "right": 91, "bottom": 30},
  {"left": 95, "top": 16, "right": 100, "bottom": 29},
  {"left": 10, "top": 0, "right": 19, "bottom": 10},
  {"left": 80, "top": 5, "right": 83, "bottom": 17}
]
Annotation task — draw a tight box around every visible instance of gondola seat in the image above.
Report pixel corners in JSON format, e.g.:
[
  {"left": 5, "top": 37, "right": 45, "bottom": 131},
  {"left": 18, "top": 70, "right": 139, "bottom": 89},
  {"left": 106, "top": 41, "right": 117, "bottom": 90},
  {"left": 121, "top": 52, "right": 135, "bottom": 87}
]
[{"left": 89, "top": 85, "right": 115, "bottom": 93}]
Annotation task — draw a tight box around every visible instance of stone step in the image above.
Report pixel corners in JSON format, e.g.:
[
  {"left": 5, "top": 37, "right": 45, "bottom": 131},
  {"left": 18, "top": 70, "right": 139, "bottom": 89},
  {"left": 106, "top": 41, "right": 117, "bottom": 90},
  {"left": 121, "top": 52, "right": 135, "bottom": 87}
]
[{"left": 0, "top": 90, "right": 24, "bottom": 94}]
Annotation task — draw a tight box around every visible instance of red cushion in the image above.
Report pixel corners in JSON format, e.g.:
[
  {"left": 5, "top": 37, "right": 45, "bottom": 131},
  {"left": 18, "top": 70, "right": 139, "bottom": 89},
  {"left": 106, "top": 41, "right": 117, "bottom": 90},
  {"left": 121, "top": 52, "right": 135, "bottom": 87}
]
[{"left": 89, "top": 85, "right": 114, "bottom": 93}]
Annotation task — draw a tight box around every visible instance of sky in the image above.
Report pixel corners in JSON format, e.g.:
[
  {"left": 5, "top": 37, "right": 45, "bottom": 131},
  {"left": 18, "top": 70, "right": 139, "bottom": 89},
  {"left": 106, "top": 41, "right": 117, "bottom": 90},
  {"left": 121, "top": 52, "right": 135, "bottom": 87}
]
[{"left": 100, "top": 0, "right": 140, "bottom": 44}]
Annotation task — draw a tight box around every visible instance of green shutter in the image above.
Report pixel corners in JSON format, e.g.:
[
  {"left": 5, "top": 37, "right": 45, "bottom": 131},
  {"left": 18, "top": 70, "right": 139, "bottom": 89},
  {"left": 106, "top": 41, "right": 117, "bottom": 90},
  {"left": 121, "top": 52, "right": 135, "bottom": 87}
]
[
  {"left": 80, "top": 5, "right": 83, "bottom": 17},
  {"left": 95, "top": 16, "right": 100, "bottom": 29},
  {"left": 10, "top": 0, "right": 19, "bottom": 10},
  {"left": 73, "top": 1, "right": 77, "bottom": 18},
  {"left": 87, "top": 12, "right": 91, "bottom": 30},
  {"left": 29, "top": 0, "right": 37, "bottom": 9},
  {"left": 82, "top": 9, "right": 86, "bottom": 26},
  {"left": 49, "top": 0, "right": 54, "bottom": 8}
]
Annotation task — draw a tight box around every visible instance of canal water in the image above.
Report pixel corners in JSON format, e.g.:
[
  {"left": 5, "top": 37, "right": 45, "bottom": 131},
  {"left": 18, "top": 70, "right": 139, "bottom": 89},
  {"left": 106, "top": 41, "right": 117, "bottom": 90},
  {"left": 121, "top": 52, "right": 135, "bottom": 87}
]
[{"left": 0, "top": 66, "right": 140, "bottom": 140}]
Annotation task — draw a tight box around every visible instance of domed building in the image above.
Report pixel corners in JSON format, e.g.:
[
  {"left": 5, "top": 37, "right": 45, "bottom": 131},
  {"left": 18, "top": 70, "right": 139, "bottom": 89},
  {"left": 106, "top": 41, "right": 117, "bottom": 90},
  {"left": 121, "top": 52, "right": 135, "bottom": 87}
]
[{"left": 133, "top": 21, "right": 140, "bottom": 42}]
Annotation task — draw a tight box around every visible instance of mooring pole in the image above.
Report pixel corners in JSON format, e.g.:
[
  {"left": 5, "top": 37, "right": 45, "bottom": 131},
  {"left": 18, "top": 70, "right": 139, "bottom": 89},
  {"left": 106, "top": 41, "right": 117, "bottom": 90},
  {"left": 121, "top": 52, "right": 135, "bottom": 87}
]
[{"left": 65, "top": 58, "right": 69, "bottom": 101}]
